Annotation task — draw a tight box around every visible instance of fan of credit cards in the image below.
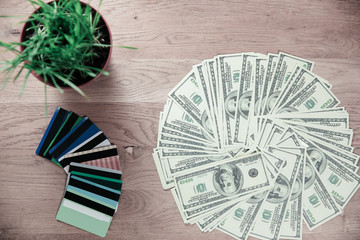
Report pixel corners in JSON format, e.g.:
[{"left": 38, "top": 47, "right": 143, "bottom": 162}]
[
  {"left": 153, "top": 52, "right": 360, "bottom": 240},
  {"left": 36, "top": 107, "right": 122, "bottom": 238}
]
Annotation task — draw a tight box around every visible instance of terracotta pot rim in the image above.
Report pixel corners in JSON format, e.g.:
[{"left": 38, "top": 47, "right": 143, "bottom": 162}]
[{"left": 20, "top": 0, "right": 112, "bottom": 89}]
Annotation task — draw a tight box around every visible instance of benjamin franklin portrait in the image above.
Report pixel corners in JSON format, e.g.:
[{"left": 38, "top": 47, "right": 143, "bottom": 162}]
[
  {"left": 213, "top": 164, "right": 243, "bottom": 197},
  {"left": 224, "top": 91, "right": 238, "bottom": 119},
  {"left": 307, "top": 147, "right": 327, "bottom": 174},
  {"left": 267, "top": 174, "right": 291, "bottom": 204},
  {"left": 238, "top": 91, "right": 252, "bottom": 119}
]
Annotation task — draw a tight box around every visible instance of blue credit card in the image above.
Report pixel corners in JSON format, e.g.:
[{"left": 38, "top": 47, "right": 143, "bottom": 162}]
[
  {"left": 49, "top": 118, "right": 109, "bottom": 162},
  {"left": 36, "top": 107, "right": 69, "bottom": 158}
]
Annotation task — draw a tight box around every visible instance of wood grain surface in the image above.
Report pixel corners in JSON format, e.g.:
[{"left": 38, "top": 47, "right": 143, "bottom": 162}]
[{"left": 1, "top": 0, "right": 360, "bottom": 239}]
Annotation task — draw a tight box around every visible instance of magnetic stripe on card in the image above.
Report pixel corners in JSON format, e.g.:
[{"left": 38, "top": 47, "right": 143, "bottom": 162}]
[
  {"left": 71, "top": 171, "right": 122, "bottom": 183},
  {"left": 64, "top": 191, "right": 115, "bottom": 216},
  {"left": 75, "top": 133, "right": 109, "bottom": 153},
  {"left": 69, "top": 165, "right": 122, "bottom": 179},
  {"left": 58, "top": 131, "right": 106, "bottom": 164},
  {"left": 70, "top": 173, "right": 122, "bottom": 191},
  {"left": 60, "top": 146, "right": 118, "bottom": 167},
  {"left": 64, "top": 145, "right": 117, "bottom": 158},
  {"left": 67, "top": 186, "right": 118, "bottom": 208},
  {"left": 65, "top": 188, "right": 117, "bottom": 211},
  {"left": 69, "top": 176, "right": 121, "bottom": 199}
]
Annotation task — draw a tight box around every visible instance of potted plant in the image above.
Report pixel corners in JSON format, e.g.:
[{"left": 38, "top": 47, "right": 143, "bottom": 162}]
[{"left": 0, "top": 0, "right": 135, "bottom": 114}]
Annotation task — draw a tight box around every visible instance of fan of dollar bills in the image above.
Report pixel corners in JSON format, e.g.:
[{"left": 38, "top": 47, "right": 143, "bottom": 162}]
[{"left": 152, "top": 52, "right": 360, "bottom": 240}]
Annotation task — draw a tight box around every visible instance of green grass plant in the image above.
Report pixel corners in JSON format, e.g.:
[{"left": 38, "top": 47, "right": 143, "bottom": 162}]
[{"left": 0, "top": 0, "right": 135, "bottom": 115}]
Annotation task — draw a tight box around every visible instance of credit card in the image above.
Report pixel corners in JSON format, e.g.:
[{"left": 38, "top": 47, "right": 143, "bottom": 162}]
[
  {"left": 36, "top": 107, "right": 69, "bottom": 158},
  {"left": 61, "top": 145, "right": 118, "bottom": 169}
]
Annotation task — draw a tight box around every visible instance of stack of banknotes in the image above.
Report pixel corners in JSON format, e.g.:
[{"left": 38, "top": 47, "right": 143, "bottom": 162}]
[{"left": 153, "top": 52, "right": 360, "bottom": 240}]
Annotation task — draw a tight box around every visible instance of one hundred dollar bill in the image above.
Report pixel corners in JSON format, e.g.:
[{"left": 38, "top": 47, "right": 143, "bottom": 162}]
[
  {"left": 296, "top": 130, "right": 355, "bottom": 156},
  {"left": 254, "top": 57, "right": 268, "bottom": 117},
  {"left": 264, "top": 52, "right": 314, "bottom": 115},
  {"left": 205, "top": 59, "right": 220, "bottom": 117},
  {"left": 259, "top": 54, "right": 279, "bottom": 116},
  {"left": 271, "top": 65, "right": 302, "bottom": 112},
  {"left": 234, "top": 53, "right": 259, "bottom": 146},
  {"left": 248, "top": 56, "right": 268, "bottom": 144},
  {"left": 273, "top": 115, "right": 349, "bottom": 129},
  {"left": 302, "top": 157, "right": 342, "bottom": 230},
  {"left": 217, "top": 190, "right": 270, "bottom": 240},
  {"left": 273, "top": 67, "right": 330, "bottom": 112},
  {"left": 293, "top": 129, "right": 358, "bottom": 167},
  {"left": 158, "top": 139, "right": 218, "bottom": 152},
  {"left": 163, "top": 154, "right": 230, "bottom": 177},
  {"left": 281, "top": 120, "right": 352, "bottom": 146},
  {"left": 162, "top": 100, "right": 214, "bottom": 142},
  {"left": 279, "top": 155, "right": 305, "bottom": 239},
  {"left": 274, "top": 106, "right": 346, "bottom": 117},
  {"left": 294, "top": 133, "right": 360, "bottom": 208},
  {"left": 269, "top": 118, "right": 353, "bottom": 152},
  {"left": 278, "top": 127, "right": 358, "bottom": 172},
  {"left": 274, "top": 131, "right": 343, "bottom": 230},
  {"left": 217, "top": 53, "right": 244, "bottom": 146},
  {"left": 174, "top": 152, "right": 271, "bottom": 212},
  {"left": 160, "top": 126, "right": 214, "bottom": 145},
  {"left": 275, "top": 77, "right": 340, "bottom": 114},
  {"left": 153, "top": 150, "right": 174, "bottom": 189},
  {"left": 160, "top": 148, "right": 228, "bottom": 158},
  {"left": 169, "top": 70, "right": 215, "bottom": 139},
  {"left": 250, "top": 147, "right": 303, "bottom": 240},
  {"left": 217, "top": 152, "right": 282, "bottom": 239},
  {"left": 173, "top": 188, "right": 245, "bottom": 224},
  {"left": 196, "top": 201, "right": 239, "bottom": 232},
  {"left": 194, "top": 62, "right": 224, "bottom": 148}
]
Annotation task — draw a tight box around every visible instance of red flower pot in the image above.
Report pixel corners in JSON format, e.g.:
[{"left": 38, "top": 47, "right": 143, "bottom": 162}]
[{"left": 19, "top": 1, "right": 112, "bottom": 88}]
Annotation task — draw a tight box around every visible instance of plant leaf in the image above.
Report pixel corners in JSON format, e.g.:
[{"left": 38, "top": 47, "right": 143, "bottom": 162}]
[
  {"left": 50, "top": 75, "right": 64, "bottom": 94},
  {"left": 12, "top": 65, "right": 25, "bottom": 83},
  {"left": 19, "top": 69, "right": 32, "bottom": 96},
  {"left": 52, "top": 72, "right": 87, "bottom": 98},
  {"left": 114, "top": 45, "right": 138, "bottom": 50}
]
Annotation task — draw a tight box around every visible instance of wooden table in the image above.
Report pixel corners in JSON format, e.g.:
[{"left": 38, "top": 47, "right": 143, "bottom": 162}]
[{"left": 1, "top": 0, "right": 359, "bottom": 239}]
